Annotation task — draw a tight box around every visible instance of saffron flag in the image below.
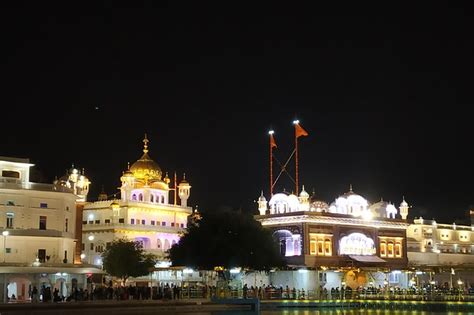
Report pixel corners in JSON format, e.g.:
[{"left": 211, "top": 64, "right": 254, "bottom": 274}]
[
  {"left": 295, "top": 123, "right": 308, "bottom": 138},
  {"left": 270, "top": 134, "right": 277, "bottom": 149}
]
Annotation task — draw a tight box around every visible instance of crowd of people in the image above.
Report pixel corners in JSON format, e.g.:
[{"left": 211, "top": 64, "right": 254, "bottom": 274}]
[{"left": 11, "top": 281, "right": 474, "bottom": 303}]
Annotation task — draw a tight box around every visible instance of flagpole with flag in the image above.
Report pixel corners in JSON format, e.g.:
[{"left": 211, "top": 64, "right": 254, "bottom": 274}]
[
  {"left": 269, "top": 130, "right": 277, "bottom": 196},
  {"left": 293, "top": 120, "right": 308, "bottom": 195}
]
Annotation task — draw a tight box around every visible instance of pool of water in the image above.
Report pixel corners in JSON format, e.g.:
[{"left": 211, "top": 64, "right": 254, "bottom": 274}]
[{"left": 210, "top": 310, "right": 474, "bottom": 315}]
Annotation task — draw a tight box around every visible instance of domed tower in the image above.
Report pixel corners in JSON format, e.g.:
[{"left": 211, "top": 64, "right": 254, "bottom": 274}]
[
  {"left": 120, "top": 162, "right": 135, "bottom": 201},
  {"left": 178, "top": 174, "right": 191, "bottom": 207},
  {"left": 129, "top": 134, "right": 162, "bottom": 186},
  {"left": 257, "top": 191, "right": 268, "bottom": 215},
  {"left": 98, "top": 185, "right": 108, "bottom": 201},
  {"left": 120, "top": 134, "right": 170, "bottom": 203},
  {"left": 299, "top": 185, "right": 310, "bottom": 211},
  {"left": 400, "top": 197, "right": 409, "bottom": 220},
  {"left": 53, "top": 165, "right": 90, "bottom": 202}
]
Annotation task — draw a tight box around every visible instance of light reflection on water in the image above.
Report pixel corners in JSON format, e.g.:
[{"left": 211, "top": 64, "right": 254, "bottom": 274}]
[
  {"left": 210, "top": 311, "right": 474, "bottom": 315},
  {"left": 260, "top": 311, "right": 474, "bottom": 315}
]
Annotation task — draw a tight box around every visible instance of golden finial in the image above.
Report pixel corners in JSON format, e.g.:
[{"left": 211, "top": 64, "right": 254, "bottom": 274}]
[
  {"left": 183, "top": 172, "right": 186, "bottom": 180},
  {"left": 143, "top": 133, "right": 149, "bottom": 154},
  {"left": 164, "top": 172, "right": 170, "bottom": 184},
  {"left": 349, "top": 184, "right": 353, "bottom": 192},
  {"left": 127, "top": 162, "right": 130, "bottom": 170}
]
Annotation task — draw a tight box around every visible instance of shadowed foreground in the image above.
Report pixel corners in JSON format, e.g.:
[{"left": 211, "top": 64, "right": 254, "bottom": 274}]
[{"left": 0, "top": 299, "right": 254, "bottom": 315}]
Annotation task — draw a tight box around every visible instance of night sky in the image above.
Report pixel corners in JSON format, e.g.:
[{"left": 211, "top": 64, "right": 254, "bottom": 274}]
[{"left": 1, "top": 4, "right": 473, "bottom": 223}]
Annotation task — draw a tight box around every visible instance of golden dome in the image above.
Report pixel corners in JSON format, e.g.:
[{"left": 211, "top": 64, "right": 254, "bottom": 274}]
[{"left": 129, "top": 134, "right": 162, "bottom": 183}]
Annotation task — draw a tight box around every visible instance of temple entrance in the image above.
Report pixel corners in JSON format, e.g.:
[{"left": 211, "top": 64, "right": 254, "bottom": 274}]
[{"left": 7, "top": 276, "right": 31, "bottom": 301}]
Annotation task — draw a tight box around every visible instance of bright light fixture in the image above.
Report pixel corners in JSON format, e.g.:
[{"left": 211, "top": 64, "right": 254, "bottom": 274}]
[
  {"left": 293, "top": 120, "right": 299, "bottom": 125},
  {"left": 88, "top": 235, "right": 95, "bottom": 241},
  {"left": 2, "top": 231, "right": 9, "bottom": 236},
  {"left": 230, "top": 267, "right": 241, "bottom": 274},
  {"left": 268, "top": 130, "right": 274, "bottom": 135},
  {"left": 183, "top": 268, "right": 193, "bottom": 274},
  {"left": 155, "top": 261, "right": 171, "bottom": 268}
]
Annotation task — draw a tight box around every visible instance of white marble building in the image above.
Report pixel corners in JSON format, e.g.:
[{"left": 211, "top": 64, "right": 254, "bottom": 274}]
[
  {"left": 0, "top": 156, "right": 99, "bottom": 302},
  {"left": 82, "top": 135, "right": 193, "bottom": 283}
]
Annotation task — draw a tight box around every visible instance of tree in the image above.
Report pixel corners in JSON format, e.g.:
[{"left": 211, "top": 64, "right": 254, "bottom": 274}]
[
  {"left": 102, "top": 239, "right": 156, "bottom": 285},
  {"left": 168, "top": 209, "right": 285, "bottom": 271}
]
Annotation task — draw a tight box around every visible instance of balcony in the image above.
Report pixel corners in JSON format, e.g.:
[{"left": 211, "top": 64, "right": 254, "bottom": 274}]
[
  {"left": 83, "top": 222, "right": 185, "bottom": 233},
  {"left": 0, "top": 177, "right": 73, "bottom": 193}
]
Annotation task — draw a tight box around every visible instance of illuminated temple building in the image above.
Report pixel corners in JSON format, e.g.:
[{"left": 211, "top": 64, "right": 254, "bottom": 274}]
[
  {"left": 252, "top": 186, "right": 411, "bottom": 290},
  {"left": 82, "top": 135, "right": 193, "bottom": 284},
  {"left": 250, "top": 187, "right": 474, "bottom": 291}
]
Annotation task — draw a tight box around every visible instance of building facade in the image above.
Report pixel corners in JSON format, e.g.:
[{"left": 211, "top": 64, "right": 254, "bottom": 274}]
[
  {"left": 252, "top": 186, "right": 410, "bottom": 291},
  {"left": 0, "top": 156, "right": 99, "bottom": 302},
  {"left": 82, "top": 135, "right": 193, "bottom": 284},
  {"left": 406, "top": 215, "right": 474, "bottom": 288}
]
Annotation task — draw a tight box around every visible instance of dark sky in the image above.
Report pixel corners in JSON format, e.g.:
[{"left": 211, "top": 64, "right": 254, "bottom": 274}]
[{"left": 1, "top": 3, "right": 473, "bottom": 223}]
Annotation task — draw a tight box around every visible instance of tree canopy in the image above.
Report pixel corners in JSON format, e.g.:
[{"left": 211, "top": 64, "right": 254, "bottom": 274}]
[
  {"left": 168, "top": 210, "right": 285, "bottom": 270},
  {"left": 102, "top": 239, "right": 156, "bottom": 284}
]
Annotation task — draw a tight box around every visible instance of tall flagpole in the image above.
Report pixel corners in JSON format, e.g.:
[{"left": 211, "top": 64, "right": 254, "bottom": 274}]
[
  {"left": 174, "top": 171, "right": 177, "bottom": 206},
  {"left": 269, "top": 130, "right": 275, "bottom": 196},
  {"left": 293, "top": 120, "right": 308, "bottom": 195},
  {"left": 294, "top": 123, "right": 299, "bottom": 195}
]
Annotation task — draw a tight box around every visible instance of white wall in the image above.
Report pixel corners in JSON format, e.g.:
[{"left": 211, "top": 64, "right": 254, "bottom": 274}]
[{"left": 1, "top": 236, "right": 75, "bottom": 264}]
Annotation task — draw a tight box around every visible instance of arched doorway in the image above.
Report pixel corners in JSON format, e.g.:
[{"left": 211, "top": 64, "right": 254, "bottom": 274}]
[
  {"left": 7, "top": 276, "right": 32, "bottom": 301},
  {"left": 272, "top": 229, "right": 302, "bottom": 256},
  {"left": 54, "top": 277, "right": 68, "bottom": 300}
]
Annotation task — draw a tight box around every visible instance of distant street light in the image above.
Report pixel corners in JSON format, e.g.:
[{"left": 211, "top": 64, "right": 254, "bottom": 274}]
[{"left": 88, "top": 235, "right": 95, "bottom": 264}]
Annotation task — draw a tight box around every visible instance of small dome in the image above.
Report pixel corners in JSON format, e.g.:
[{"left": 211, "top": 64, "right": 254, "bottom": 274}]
[
  {"left": 122, "top": 170, "right": 134, "bottom": 178},
  {"left": 258, "top": 191, "right": 267, "bottom": 202},
  {"left": 287, "top": 194, "right": 300, "bottom": 211},
  {"left": 129, "top": 135, "right": 162, "bottom": 183},
  {"left": 369, "top": 200, "right": 388, "bottom": 218},
  {"left": 310, "top": 200, "right": 329, "bottom": 212},
  {"left": 299, "top": 186, "right": 309, "bottom": 198},
  {"left": 342, "top": 184, "right": 357, "bottom": 198},
  {"left": 163, "top": 172, "right": 171, "bottom": 184},
  {"left": 400, "top": 198, "right": 408, "bottom": 207}
]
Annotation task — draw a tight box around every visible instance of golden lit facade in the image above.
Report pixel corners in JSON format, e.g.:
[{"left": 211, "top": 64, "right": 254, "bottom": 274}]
[
  {"left": 407, "top": 217, "right": 474, "bottom": 266},
  {"left": 82, "top": 135, "right": 192, "bottom": 267},
  {"left": 255, "top": 187, "right": 409, "bottom": 290}
]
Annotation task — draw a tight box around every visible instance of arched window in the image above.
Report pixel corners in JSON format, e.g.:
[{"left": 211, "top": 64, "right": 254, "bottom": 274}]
[
  {"left": 161, "top": 196, "right": 165, "bottom": 203},
  {"left": 163, "top": 239, "right": 170, "bottom": 251},
  {"left": 317, "top": 239, "right": 324, "bottom": 255},
  {"left": 132, "top": 194, "right": 137, "bottom": 201},
  {"left": 310, "top": 239, "right": 317, "bottom": 255},
  {"left": 387, "top": 241, "right": 394, "bottom": 257},
  {"left": 324, "top": 238, "right": 332, "bottom": 256},
  {"left": 156, "top": 239, "right": 162, "bottom": 250},
  {"left": 139, "top": 193, "right": 143, "bottom": 201},
  {"left": 150, "top": 195, "right": 154, "bottom": 203},
  {"left": 380, "top": 241, "right": 387, "bottom": 257},
  {"left": 395, "top": 241, "right": 402, "bottom": 257}
]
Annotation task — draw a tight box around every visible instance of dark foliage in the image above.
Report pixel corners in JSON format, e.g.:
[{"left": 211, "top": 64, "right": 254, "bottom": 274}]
[
  {"left": 168, "top": 210, "right": 285, "bottom": 270},
  {"left": 102, "top": 239, "right": 156, "bottom": 284}
]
